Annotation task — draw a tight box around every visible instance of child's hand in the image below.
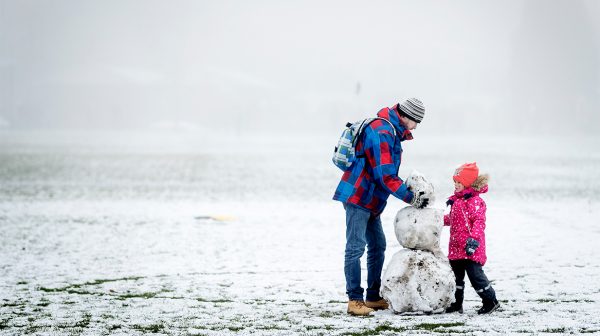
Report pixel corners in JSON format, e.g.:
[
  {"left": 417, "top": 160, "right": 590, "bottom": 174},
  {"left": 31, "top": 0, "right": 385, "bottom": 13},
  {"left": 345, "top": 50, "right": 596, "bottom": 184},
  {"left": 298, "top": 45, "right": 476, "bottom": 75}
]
[
  {"left": 446, "top": 199, "right": 454, "bottom": 206},
  {"left": 465, "top": 237, "right": 480, "bottom": 256}
]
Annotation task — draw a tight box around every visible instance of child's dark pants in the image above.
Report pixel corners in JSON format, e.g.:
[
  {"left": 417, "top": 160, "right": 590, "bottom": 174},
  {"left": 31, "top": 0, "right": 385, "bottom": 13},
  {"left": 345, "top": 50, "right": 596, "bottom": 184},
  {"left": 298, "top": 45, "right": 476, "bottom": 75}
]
[{"left": 450, "top": 259, "right": 497, "bottom": 305}]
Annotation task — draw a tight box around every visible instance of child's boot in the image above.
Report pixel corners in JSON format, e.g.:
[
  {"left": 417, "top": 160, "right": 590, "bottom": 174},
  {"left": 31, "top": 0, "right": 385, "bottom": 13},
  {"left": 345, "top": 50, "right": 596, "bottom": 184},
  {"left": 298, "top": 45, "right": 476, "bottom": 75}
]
[
  {"left": 445, "top": 286, "right": 464, "bottom": 313},
  {"left": 476, "top": 285, "right": 499, "bottom": 314},
  {"left": 478, "top": 299, "right": 500, "bottom": 314}
]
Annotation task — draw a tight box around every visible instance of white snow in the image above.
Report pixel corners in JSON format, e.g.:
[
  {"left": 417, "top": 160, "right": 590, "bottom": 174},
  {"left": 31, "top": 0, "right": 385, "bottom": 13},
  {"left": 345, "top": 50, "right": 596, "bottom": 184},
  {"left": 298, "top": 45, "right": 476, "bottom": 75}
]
[{"left": 1, "top": 131, "right": 600, "bottom": 335}]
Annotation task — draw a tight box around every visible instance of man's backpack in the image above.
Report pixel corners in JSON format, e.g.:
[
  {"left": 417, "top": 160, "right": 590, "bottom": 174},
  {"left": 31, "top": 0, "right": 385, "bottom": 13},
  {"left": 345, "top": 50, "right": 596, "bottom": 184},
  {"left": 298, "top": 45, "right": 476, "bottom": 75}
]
[{"left": 332, "top": 118, "right": 396, "bottom": 170}]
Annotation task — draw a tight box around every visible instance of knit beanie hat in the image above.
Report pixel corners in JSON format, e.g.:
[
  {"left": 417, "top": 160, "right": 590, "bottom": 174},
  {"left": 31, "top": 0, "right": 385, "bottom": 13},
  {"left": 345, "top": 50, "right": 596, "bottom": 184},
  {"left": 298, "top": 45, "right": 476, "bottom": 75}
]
[
  {"left": 453, "top": 162, "right": 479, "bottom": 187},
  {"left": 398, "top": 98, "right": 425, "bottom": 123}
]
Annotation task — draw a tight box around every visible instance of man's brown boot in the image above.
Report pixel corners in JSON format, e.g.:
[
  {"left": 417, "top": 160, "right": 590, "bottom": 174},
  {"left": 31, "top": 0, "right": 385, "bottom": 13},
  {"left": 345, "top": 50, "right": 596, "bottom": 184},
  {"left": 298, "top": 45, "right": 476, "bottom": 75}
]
[
  {"left": 347, "top": 300, "right": 375, "bottom": 316},
  {"left": 365, "top": 298, "right": 389, "bottom": 310}
]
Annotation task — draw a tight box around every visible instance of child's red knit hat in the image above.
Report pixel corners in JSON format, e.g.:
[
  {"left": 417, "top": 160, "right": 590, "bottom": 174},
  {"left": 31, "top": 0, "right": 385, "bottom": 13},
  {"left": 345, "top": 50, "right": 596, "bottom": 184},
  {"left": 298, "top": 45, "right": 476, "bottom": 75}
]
[{"left": 453, "top": 162, "right": 479, "bottom": 187}]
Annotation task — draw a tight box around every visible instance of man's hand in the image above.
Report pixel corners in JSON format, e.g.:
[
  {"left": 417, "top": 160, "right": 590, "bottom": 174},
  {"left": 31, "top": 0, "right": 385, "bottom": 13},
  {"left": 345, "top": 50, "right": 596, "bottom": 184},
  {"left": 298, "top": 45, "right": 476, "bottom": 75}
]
[{"left": 410, "top": 191, "right": 430, "bottom": 209}]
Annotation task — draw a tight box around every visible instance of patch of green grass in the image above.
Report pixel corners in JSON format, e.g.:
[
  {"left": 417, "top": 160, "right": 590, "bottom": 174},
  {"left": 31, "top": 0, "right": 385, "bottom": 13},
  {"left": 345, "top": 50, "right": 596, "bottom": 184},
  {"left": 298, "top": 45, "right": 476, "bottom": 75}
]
[
  {"left": 535, "top": 298, "right": 556, "bottom": 303},
  {"left": 108, "top": 324, "right": 122, "bottom": 331},
  {"left": 16, "top": 281, "right": 27, "bottom": 285},
  {"left": 196, "top": 297, "right": 232, "bottom": 303},
  {"left": 1, "top": 302, "right": 23, "bottom": 307},
  {"left": 318, "top": 311, "right": 336, "bottom": 318},
  {"left": 133, "top": 323, "right": 165, "bottom": 333},
  {"left": 242, "top": 298, "right": 274, "bottom": 305},
  {"left": 66, "top": 289, "right": 95, "bottom": 295},
  {"left": 38, "top": 276, "right": 144, "bottom": 294},
  {"left": 0, "top": 319, "right": 10, "bottom": 330},
  {"left": 117, "top": 292, "right": 160, "bottom": 299},
  {"left": 24, "top": 325, "right": 45, "bottom": 334},
  {"left": 49, "top": 315, "right": 92, "bottom": 330},
  {"left": 74, "top": 313, "right": 92, "bottom": 328},
  {"left": 82, "top": 276, "right": 143, "bottom": 286},
  {"left": 257, "top": 324, "right": 284, "bottom": 330},
  {"left": 342, "top": 323, "right": 407, "bottom": 336},
  {"left": 433, "top": 329, "right": 470, "bottom": 334},
  {"left": 413, "top": 322, "right": 465, "bottom": 331},
  {"left": 56, "top": 323, "right": 73, "bottom": 329},
  {"left": 39, "top": 286, "right": 66, "bottom": 292},
  {"left": 541, "top": 327, "right": 566, "bottom": 333},
  {"left": 561, "top": 299, "right": 594, "bottom": 303},
  {"left": 581, "top": 328, "right": 600, "bottom": 334},
  {"left": 306, "top": 324, "right": 339, "bottom": 332},
  {"left": 328, "top": 300, "right": 346, "bottom": 304},
  {"left": 228, "top": 316, "right": 242, "bottom": 323},
  {"left": 39, "top": 287, "right": 95, "bottom": 296},
  {"left": 227, "top": 326, "right": 244, "bottom": 332}
]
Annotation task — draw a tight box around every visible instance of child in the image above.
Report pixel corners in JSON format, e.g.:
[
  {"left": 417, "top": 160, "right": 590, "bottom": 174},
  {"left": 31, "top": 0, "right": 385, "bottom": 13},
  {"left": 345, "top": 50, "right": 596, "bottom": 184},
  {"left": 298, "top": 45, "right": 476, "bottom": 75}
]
[{"left": 444, "top": 162, "right": 500, "bottom": 314}]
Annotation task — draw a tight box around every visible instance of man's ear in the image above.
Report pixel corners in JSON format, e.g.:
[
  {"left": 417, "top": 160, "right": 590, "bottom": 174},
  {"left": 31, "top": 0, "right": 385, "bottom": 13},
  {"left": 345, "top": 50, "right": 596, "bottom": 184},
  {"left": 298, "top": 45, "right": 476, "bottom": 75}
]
[{"left": 398, "top": 115, "right": 405, "bottom": 126}]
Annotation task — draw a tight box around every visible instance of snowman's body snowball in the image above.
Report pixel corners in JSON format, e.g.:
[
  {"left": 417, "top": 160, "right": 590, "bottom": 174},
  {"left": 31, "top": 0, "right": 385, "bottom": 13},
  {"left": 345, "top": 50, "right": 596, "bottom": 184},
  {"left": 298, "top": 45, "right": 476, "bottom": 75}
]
[{"left": 381, "top": 250, "right": 455, "bottom": 314}]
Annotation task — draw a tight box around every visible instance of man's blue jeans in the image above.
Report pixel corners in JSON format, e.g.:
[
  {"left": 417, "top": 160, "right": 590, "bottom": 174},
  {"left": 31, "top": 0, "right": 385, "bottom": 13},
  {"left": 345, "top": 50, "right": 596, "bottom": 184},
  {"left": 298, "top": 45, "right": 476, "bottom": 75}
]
[{"left": 344, "top": 203, "right": 386, "bottom": 301}]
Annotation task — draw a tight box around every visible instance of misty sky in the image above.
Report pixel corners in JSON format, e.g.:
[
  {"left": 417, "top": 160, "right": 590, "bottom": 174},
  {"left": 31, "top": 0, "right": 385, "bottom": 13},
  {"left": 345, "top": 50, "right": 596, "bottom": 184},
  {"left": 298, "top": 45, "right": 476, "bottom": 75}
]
[{"left": 1, "top": 0, "right": 599, "bottom": 135}]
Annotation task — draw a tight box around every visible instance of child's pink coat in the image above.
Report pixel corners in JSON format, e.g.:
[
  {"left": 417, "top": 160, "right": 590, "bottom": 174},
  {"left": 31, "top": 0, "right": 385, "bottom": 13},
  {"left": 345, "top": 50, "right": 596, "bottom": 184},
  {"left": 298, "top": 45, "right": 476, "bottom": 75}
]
[{"left": 444, "top": 185, "right": 489, "bottom": 265}]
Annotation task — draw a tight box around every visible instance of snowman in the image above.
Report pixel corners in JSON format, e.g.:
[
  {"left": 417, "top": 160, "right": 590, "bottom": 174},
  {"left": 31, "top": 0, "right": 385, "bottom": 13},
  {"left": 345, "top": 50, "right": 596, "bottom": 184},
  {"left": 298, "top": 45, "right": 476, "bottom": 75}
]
[{"left": 380, "top": 171, "right": 456, "bottom": 314}]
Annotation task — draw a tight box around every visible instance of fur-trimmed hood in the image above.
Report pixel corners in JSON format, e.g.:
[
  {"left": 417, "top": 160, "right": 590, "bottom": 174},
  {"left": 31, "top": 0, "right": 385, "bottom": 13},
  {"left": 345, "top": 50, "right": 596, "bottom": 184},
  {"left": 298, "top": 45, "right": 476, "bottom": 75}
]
[{"left": 470, "top": 174, "right": 489, "bottom": 192}]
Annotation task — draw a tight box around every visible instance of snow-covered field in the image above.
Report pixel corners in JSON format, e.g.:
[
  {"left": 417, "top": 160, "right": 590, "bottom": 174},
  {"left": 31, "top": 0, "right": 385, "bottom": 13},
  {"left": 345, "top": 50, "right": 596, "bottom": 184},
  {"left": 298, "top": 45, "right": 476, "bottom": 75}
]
[{"left": 1, "top": 130, "right": 600, "bottom": 335}]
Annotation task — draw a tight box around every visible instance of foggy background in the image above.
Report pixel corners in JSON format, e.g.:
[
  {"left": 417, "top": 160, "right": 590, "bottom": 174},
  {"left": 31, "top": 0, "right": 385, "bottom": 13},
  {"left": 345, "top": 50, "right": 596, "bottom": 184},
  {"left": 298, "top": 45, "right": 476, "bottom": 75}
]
[{"left": 1, "top": 0, "right": 599, "bottom": 136}]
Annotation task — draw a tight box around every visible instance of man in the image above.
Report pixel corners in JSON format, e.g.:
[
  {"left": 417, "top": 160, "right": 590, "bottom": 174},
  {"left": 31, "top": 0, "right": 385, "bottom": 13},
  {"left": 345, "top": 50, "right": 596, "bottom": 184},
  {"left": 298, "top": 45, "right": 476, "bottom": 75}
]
[{"left": 333, "top": 98, "right": 429, "bottom": 315}]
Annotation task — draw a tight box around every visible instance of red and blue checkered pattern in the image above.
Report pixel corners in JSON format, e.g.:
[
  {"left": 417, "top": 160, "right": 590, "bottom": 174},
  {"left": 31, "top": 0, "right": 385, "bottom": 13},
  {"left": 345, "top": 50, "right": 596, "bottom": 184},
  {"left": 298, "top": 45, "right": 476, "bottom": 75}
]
[{"left": 333, "top": 104, "right": 415, "bottom": 215}]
